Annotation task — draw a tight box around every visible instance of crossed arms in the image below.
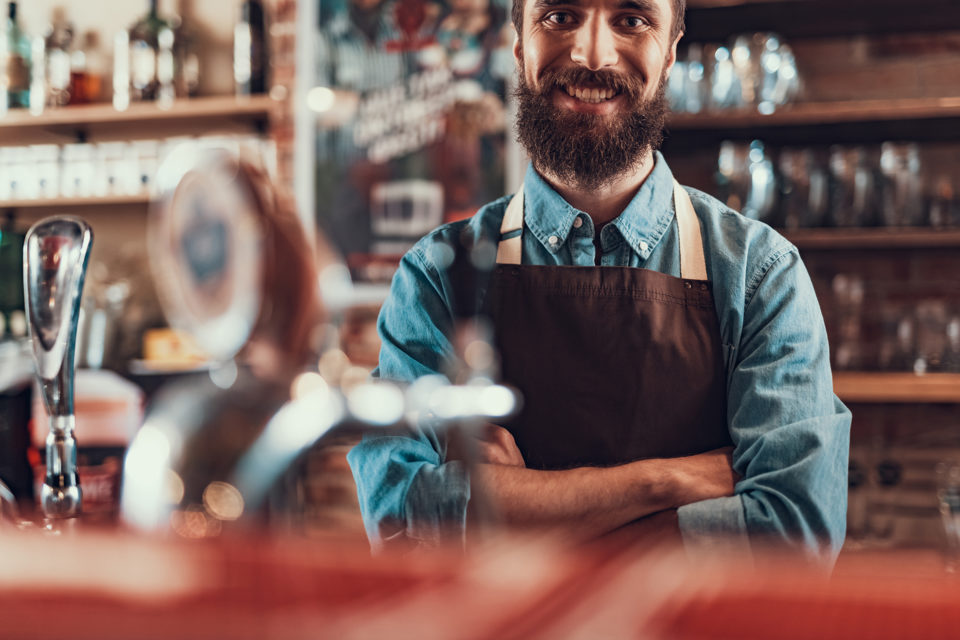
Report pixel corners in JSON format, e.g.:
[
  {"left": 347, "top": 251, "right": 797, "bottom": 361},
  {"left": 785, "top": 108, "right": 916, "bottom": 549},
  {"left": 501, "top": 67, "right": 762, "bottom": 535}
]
[{"left": 465, "top": 423, "right": 737, "bottom": 544}]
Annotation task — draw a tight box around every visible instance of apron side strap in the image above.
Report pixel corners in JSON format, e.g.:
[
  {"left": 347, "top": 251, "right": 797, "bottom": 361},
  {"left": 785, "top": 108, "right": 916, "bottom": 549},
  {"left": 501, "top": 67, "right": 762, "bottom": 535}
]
[
  {"left": 674, "top": 180, "right": 708, "bottom": 281},
  {"left": 496, "top": 186, "right": 525, "bottom": 265}
]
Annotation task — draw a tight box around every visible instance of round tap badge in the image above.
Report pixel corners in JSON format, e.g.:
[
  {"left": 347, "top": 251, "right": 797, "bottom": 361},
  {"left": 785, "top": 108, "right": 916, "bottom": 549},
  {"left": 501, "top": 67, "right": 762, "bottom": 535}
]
[{"left": 149, "top": 146, "right": 264, "bottom": 365}]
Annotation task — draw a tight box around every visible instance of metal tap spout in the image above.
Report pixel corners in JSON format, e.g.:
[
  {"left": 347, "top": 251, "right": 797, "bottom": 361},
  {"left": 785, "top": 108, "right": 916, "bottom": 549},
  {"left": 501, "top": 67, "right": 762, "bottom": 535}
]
[{"left": 23, "top": 216, "right": 93, "bottom": 520}]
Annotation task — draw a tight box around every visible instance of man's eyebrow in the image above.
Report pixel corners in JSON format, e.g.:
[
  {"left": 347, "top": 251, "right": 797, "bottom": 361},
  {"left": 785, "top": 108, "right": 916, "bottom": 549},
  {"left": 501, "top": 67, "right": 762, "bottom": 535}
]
[
  {"left": 532, "top": 0, "right": 575, "bottom": 9},
  {"left": 617, "top": 0, "right": 660, "bottom": 15}
]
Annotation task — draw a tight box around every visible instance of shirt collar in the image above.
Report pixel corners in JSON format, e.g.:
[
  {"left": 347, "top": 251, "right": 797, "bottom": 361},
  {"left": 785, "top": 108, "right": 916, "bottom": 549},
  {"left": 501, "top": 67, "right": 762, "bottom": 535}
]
[{"left": 521, "top": 151, "right": 677, "bottom": 260}]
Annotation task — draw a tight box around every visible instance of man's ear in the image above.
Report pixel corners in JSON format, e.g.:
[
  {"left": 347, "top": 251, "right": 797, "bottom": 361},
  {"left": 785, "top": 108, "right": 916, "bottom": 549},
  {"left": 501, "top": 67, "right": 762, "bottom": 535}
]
[
  {"left": 663, "top": 30, "right": 683, "bottom": 80},
  {"left": 512, "top": 31, "right": 522, "bottom": 67}
]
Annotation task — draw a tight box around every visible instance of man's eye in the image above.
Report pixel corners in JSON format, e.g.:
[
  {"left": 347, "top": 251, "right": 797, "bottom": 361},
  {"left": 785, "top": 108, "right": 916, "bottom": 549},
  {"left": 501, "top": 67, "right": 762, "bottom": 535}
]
[
  {"left": 545, "top": 11, "right": 574, "bottom": 25},
  {"left": 620, "top": 16, "right": 648, "bottom": 28}
]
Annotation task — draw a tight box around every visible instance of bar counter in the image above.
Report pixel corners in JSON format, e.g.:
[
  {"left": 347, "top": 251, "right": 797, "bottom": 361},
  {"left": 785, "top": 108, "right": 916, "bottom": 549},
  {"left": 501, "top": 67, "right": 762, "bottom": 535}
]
[{"left": 1, "top": 526, "right": 957, "bottom": 639}]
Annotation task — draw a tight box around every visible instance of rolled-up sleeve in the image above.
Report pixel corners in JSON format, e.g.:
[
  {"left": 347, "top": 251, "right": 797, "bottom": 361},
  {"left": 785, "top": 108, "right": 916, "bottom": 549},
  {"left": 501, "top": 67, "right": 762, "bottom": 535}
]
[
  {"left": 678, "top": 247, "right": 851, "bottom": 561},
  {"left": 347, "top": 240, "right": 473, "bottom": 551}
]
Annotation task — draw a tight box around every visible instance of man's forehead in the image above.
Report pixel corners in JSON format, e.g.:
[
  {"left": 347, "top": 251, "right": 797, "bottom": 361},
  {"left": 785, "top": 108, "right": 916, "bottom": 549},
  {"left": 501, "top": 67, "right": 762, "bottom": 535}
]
[{"left": 527, "top": 0, "right": 670, "bottom": 18}]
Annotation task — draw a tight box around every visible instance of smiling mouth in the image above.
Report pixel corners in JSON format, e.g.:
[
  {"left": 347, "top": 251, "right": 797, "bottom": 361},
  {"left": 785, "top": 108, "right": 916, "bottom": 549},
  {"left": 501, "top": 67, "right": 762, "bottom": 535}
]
[{"left": 563, "top": 85, "right": 619, "bottom": 104}]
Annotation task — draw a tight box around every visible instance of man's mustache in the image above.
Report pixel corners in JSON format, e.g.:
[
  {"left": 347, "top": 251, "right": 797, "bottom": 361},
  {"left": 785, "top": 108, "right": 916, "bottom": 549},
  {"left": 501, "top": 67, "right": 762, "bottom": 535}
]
[{"left": 535, "top": 67, "right": 645, "bottom": 103}]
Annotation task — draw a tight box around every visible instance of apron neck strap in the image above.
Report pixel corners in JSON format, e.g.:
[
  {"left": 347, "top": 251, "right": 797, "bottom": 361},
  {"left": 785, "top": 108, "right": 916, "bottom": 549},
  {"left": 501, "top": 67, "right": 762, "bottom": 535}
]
[
  {"left": 673, "top": 180, "right": 707, "bottom": 281},
  {"left": 496, "top": 179, "right": 708, "bottom": 281}
]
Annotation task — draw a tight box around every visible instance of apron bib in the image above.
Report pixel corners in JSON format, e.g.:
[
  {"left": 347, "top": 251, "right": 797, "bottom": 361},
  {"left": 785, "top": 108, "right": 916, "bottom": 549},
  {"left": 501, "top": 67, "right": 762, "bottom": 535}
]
[{"left": 485, "top": 181, "right": 730, "bottom": 470}]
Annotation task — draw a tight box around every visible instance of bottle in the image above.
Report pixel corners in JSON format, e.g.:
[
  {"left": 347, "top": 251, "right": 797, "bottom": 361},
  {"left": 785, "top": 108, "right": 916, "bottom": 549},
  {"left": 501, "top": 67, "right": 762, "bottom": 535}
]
[
  {"left": 69, "top": 32, "right": 106, "bottom": 105},
  {"left": 234, "top": 0, "right": 268, "bottom": 96},
  {"left": 2, "top": 1, "right": 31, "bottom": 111},
  {"left": 127, "top": 0, "right": 173, "bottom": 102},
  {"left": 172, "top": 1, "right": 200, "bottom": 98},
  {"left": 44, "top": 8, "right": 73, "bottom": 107},
  {"left": 0, "top": 212, "right": 25, "bottom": 340}
]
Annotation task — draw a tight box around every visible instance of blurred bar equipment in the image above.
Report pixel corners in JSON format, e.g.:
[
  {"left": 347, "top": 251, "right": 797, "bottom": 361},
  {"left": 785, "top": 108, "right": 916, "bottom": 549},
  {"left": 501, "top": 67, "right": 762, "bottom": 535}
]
[
  {"left": 122, "top": 147, "right": 517, "bottom": 541},
  {"left": 23, "top": 216, "right": 93, "bottom": 521}
]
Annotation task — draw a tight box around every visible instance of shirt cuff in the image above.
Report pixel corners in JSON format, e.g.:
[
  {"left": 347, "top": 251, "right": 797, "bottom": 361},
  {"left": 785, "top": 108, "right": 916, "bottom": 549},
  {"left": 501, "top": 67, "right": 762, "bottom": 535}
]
[
  {"left": 677, "top": 495, "right": 753, "bottom": 560},
  {"left": 404, "top": 460, "right": 471, "bottom": 548}
]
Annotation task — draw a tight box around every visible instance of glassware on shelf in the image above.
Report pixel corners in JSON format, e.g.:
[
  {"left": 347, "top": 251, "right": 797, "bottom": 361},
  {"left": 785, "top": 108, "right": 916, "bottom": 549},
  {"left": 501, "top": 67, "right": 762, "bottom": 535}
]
[
  {"left": 43, "top": 7, "right": 73, "bottom": 107},
  {"left": 235, "top": 0, "right": 268, "bottom": 96},
  {"left": 172, "top": 10, "right": 200, "bottom": 98},
  {"left": 69, "top": 31, "right": 107, "bottom": 105},
  {"left": 730, "top": 34, "right": 757, "bottom": 108},
  {"left": 846, "top": 453, "right": 869, "bottom": 541},
  {"left": 827, "top": 146, "right": 882, "bottom": 228},
  {"left": 757, "top": 34, "right": 799, "bottom": 115},
  {"left": 682, "top": 43, "right": 706, "bottom": 114},
  {"left": 936, "top": 459, "right": 960, "bottom": 573},
  {"left": 866, "top": 433, "right": 902, "bottom": 545},
  {"left": 831, "top": 273, "right": 865, "bottom": 371},
  {"left": 828, "top": 146, "right": 858, "bottom": 228},
  {"left": 709, "top": 45, "right": 741, "bottom": 111},
  {"left": 715, "top": 140, "right": 960, "bottom": 230},
  {"left": 156, "top": 25, "right": 175, "bottom": 108},
  {"left": 742, "top": 140, "right": 777, "bottom": 223},
  {"left": 777, "top": 148, "right": 806, "bottom": 230},
  {"left": 60, "top": 143, "right": 96, "bottom": 198},
  {"left": 945, "top": 314, "right": 960, "bottom": 373},
  {"left": 914, "top": 300, "right": 949, "bottom": 374},
  {"left": 126, "top": 0, "right": 174, "bottom": 103},
  {"left": 32, "top": 144, "right": 60, "bottom": 199},
  {"left": 927, "top": 174, "right": 958, "bottom": 229},
  {"left": 878, "top": 302, "right": 916, "bottom": 372},
  {"left": 1, "top": 0, "right": 32, "bottom": 112},
  {"left": 716, "top": 140, "right": 750, "bottom": 213},
  {"left": 880, "top": 142, "right": 924, "bottom": 227}
]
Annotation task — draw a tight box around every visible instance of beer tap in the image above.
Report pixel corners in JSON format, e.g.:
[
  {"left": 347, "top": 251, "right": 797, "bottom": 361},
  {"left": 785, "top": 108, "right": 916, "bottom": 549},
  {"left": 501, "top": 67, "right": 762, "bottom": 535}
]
[
  {"left": 23, "top": 217, "right": 93, "bottom": 521},
  {"left": 120, "top": 147, "right": 519, "bottom": 540}
]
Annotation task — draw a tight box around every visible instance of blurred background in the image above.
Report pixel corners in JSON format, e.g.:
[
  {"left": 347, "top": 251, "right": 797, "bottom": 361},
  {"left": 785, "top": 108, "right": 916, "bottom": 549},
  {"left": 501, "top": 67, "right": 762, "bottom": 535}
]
[{"left": 0, "top": 0, "right": 959, "bottom": 559}]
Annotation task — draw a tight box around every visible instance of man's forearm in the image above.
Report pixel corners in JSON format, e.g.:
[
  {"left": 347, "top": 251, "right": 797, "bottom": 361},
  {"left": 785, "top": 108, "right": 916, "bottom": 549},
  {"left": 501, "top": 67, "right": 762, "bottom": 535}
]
[{"left": 473, "top": 448, "right": 736, "bottom": 542}]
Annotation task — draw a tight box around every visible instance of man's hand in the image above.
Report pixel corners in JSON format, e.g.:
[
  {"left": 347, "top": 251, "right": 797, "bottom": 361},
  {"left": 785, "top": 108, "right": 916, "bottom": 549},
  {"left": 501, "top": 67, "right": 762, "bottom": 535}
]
[
  {"left": 474, "top": 424, "right": 525, "bottom": 467},
  {"left": 670, "top": 446, "right": 738, "bottom": 506},
  {"left": 446, "top": 424, "right": 526, "bottom": 468}
]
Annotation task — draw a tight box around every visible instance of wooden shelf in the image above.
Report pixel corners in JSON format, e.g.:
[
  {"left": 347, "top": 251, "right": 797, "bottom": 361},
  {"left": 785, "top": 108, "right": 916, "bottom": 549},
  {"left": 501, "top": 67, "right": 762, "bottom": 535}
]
[
  {"left": 0, "top": 194, "right": 151, "bottom": 209},
  {"left": 684, "top": 0, "right": 960, "bottom": 42},
  {"left": 834, "top": 372, "right": 960, "bottom": 404},
  {"left": 668, "top": 97, "right": 960, "bottom": 131},
  {"left": 0, "top": 95, "right": 276, "bottom": 141},
  {"left": 780, "top": 227, "right": 960, "bottom": 250}
]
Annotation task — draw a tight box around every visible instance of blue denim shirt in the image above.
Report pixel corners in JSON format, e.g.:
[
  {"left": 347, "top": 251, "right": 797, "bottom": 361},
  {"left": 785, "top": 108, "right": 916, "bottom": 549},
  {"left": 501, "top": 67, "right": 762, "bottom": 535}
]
[{"left": 348, "top": 152, "right": 851, "bottom": 559}]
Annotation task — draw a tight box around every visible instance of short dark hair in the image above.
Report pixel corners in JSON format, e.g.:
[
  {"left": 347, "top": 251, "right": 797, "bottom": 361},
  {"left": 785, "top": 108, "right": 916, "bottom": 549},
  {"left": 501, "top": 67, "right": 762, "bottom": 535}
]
[{"left": 511, "top": 0, "right": 686, "bottom": 43}]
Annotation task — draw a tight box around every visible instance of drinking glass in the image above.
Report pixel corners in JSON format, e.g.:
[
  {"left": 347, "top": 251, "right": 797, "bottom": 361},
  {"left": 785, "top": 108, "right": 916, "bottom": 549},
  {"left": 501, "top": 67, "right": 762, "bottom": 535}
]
[{"left": 936, "top": 460, "right": 960, "bottom": 573}]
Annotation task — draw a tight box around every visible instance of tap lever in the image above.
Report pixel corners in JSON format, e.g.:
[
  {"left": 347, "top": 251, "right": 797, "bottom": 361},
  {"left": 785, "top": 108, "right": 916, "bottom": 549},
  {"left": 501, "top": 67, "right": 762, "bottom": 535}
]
[{"left": 23, "top": 216, "right": 93, "bottom": 520}]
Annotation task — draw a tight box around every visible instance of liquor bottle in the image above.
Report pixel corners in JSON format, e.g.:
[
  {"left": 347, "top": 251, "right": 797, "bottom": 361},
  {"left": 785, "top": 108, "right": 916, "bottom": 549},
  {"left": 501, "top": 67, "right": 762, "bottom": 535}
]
[
  {"left": 127, "top": 0, "right": 173, "bottom": 102},
  {"left": 44, "top": 8, "right": 73, "bottom": 107},
  {"left": 1, "top": 1, "right": 31, "bottom": 111},
  {"left": 0, "top": 212, "right": 24, "bottom": 340},
  {"left": 172, "top": 1, "right": 200, "bottom": 98},
  {"left": 234, "top": 0, "right": 268, "bottom": 96},
  {"left": 69, "top": 32, "right": 106, "bottom": 105}
]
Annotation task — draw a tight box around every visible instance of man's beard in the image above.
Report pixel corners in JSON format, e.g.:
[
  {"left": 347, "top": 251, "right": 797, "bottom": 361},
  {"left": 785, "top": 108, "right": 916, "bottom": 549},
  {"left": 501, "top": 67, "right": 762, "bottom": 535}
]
[{"left": 514, "top": 62, "right": 668, "bottom": 192}]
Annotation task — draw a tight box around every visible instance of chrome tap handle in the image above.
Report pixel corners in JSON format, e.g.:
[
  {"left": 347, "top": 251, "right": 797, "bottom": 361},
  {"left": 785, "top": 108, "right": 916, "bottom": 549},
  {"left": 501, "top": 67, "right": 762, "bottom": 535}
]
[{"left": 23, "top": 216, "right": 93, "bottom": 519}]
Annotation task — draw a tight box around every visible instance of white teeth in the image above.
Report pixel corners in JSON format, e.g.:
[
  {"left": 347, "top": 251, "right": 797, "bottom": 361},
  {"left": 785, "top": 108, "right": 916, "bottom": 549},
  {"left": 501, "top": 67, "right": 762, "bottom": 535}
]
[{"left": 564, "top": 86, "right": 616, "bottom": 104}]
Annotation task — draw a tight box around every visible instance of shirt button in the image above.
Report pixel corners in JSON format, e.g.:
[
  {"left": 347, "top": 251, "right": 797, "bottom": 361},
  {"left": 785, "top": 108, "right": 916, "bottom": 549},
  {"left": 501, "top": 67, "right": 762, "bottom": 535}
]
[
  {"left": 639, "top": 241, "right": 649, "bottom": 253},
  {"left": 548, "top": 235, "right": 560, "bottom": 247},
  {"left": 572, "top": 217, "right": 583, "bottom": 229}
]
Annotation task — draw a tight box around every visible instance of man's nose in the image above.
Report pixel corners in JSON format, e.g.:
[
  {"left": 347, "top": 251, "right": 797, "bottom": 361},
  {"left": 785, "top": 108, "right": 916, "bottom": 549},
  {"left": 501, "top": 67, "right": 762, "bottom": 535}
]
[{"left": 570, "top": 18, "right": 619, "bottom": 70}]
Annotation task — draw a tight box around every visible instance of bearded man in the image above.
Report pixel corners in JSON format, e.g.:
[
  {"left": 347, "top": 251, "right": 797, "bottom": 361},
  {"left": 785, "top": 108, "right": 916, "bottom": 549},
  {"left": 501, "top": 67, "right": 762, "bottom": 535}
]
[{"left": 348, "top": 0, "right": 850, "bottom": 560}]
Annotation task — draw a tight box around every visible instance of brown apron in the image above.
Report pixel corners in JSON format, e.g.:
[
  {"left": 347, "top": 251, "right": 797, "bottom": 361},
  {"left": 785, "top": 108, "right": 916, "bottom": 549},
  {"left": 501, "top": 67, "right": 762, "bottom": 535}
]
[{"left": 485, "top": 181, "right": 730, "bottom": 470}]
